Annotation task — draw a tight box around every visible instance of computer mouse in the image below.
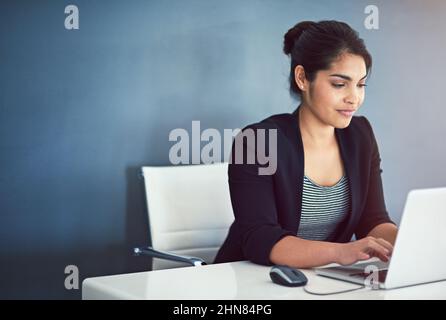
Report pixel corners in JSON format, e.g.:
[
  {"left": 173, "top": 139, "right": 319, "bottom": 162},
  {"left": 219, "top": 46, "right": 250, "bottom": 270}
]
[{"left": 269, "top": 265, "right": 308, "bottom": 287}]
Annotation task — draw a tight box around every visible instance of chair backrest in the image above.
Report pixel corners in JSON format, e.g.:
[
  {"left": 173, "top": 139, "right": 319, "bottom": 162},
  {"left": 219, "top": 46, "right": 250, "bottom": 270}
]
[{"left": 141, "top": 162, "right": 234, "bottom": 270}]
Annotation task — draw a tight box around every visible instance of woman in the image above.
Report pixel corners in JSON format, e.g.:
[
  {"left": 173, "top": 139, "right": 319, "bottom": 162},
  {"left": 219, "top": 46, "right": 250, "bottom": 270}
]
[{"left": 214, "top": 20, "right": 398, "bottom": 268}]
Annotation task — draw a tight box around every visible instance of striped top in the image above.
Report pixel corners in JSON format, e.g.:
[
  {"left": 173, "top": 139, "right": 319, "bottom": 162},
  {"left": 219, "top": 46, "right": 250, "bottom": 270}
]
[{"left": 296, "top": 174, "right": 351, "bottom": 241}]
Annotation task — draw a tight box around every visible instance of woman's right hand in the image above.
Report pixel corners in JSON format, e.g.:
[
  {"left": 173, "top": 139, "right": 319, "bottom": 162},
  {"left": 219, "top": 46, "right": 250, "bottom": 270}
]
[{"left": 335, "top": 236, "right": 393, "bottom": 266}]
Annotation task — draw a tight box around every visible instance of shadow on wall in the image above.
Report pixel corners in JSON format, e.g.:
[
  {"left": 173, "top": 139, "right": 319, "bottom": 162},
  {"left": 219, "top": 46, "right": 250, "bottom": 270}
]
[
  {"left": 125, "top": 165, "right": 153, "bottom": 273},
  {"left": 0, "top": 247, "right": 133, "bottom": 300},
  {"left": 0, "top": 167, "right": 151, "bottom": 300}
]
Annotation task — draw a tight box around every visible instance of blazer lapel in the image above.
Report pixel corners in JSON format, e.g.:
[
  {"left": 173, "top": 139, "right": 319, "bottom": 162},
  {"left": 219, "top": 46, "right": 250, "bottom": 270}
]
[{"left": 335, "top": 127, "right": 361, "bottom": 242}]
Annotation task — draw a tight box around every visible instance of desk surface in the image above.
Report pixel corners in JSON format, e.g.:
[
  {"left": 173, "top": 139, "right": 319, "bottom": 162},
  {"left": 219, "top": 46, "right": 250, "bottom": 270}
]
[{"left": 82, "top": 260, "right": 446, "bottom": 300}]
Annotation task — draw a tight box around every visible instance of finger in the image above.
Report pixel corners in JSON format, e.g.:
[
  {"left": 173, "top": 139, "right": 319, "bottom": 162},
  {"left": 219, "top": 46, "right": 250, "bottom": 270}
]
[
  {"left": 367, "top": 249, "right": 389, "bottom": 262},
  {"left": 366, "top": 241, "right": 391, "bottom": 260},
  {"left": 358, "top": 252, "right": 370, "bottom": 261},
  {"left": 368, "top": 239, "right": 390, "bottom": 255},
  {"left": 375, "top": 238, "right": 394, "bottom": 255}
]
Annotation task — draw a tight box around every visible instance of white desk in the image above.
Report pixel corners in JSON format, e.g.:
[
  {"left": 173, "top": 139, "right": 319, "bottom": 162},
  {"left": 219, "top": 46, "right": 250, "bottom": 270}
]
[{"left": 82, "top": 260, "right": 446, "bottom": 300}]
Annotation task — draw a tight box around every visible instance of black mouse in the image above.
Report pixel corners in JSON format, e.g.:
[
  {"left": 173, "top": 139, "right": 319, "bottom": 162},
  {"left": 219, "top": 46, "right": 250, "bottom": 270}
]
[{"left": 269, "top": 265, "right": 308, "bottom": 287}]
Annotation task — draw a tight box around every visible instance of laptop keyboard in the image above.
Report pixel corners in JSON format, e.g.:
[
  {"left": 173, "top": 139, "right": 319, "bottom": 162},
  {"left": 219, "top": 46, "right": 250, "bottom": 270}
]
[
  {"left": 351, "top": 260, "right": 389, "bottom": 270},
  {"left": 347, "top": 260, "right": 389, "bottom": 282},
  {"left": 317, "top": 259, "right": 390, "bottom": 285}
]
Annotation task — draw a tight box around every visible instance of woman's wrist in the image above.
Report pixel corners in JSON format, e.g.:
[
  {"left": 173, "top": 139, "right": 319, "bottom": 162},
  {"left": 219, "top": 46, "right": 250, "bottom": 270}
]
[{"left": 329, "top": 242, "right": 345, "bottom": 265}]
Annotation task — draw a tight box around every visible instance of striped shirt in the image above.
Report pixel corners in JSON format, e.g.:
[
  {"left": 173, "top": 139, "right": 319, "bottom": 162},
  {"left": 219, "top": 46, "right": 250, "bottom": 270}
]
[{"left": 296, "top": 174, "right": 351, "bottom": 241}]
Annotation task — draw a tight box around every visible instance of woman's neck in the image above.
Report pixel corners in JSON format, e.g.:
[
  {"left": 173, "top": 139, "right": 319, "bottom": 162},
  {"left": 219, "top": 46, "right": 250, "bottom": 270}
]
[{"left": 298, "top": 104, "right": 336, "bottom": 148}]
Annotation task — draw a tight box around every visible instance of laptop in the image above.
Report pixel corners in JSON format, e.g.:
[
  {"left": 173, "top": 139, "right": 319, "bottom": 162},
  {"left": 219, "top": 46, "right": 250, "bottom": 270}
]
[{"left": 315, "top": 187, "right": 446, "bottom": 289}]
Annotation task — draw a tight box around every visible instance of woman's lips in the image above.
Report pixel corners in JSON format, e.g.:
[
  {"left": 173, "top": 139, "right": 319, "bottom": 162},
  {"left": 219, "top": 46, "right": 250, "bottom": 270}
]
[{"left": 337, "top": 110, "right": 355, "bottom": 117}]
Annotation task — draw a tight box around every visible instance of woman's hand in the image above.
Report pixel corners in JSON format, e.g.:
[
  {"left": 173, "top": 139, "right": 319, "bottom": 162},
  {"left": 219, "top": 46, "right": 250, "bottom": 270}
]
[{"left": 335, "top": 236, "right": 393, "bottom": 266}]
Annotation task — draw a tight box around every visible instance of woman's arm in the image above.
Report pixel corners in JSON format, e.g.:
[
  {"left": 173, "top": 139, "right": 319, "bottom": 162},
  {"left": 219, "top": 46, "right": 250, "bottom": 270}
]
[
  {"left": 227, "top": 124, "right": 295, "bottom": 265},
  {"left": 269, "top": 234, "right": 393, "bottom": 268},
  {"left": 366, "top": 222, "right": 398, "bottom": 246},
  {"left": 269, "top": 236, "right": 338, "bottom": 268},
  {"left": 355, "top": 117, "right": 397, "bottom": 239}
]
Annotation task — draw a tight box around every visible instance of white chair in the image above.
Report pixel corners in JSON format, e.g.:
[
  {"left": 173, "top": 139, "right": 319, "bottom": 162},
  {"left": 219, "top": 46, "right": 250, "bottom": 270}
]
[{"left": 133, "top": 162, "right": 234, "bottom": 270}]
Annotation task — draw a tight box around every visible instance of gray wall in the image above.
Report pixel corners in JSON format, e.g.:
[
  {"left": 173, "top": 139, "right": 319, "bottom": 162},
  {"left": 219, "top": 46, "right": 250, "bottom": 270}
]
[{"left": 1, "top": 0, "right": 445, "bottom": 299}]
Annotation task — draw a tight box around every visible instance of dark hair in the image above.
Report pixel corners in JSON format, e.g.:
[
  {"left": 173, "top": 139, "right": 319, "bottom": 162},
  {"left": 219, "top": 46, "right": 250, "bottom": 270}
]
[{"left": 283, "top": 20, "right": 372, "bottom": 100}]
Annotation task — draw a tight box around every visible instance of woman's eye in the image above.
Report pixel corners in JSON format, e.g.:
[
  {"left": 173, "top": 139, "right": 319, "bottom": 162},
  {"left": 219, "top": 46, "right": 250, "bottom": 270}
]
[{"left": 332, "top": 83, "right": 367, "bottom": 88}]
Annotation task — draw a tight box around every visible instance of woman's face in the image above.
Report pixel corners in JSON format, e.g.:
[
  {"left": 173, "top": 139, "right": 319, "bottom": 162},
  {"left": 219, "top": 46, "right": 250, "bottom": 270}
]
[{"left": 299, "top": 53, "right": 368, "bottom": 129}]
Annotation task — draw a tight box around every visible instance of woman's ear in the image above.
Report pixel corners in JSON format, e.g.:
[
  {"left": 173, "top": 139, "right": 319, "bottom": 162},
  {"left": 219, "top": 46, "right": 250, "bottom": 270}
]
[{"left": 294, "top": 65, "right": 307, "bottom": 91}]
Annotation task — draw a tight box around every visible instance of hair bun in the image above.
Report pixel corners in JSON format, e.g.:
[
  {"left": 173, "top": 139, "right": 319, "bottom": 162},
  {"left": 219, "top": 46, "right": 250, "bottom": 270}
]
[{"left": 283, "top": 21, "right": 316, "bottom": 55}]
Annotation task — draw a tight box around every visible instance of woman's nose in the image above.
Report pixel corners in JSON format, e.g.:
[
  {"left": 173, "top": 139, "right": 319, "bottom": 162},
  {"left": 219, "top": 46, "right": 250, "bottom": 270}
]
[{"left": 345, "top": 89, "right": 360, "bottom": 105}]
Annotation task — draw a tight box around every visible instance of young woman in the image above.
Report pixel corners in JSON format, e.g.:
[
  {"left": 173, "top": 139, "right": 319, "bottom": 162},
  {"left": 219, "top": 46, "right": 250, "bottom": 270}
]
[{"left": 215, "top": 20, "right": 398, "bottom": 268}]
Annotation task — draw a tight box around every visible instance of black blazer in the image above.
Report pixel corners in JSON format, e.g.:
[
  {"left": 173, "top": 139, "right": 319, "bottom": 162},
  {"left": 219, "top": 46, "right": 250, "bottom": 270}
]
[{"left": 214, "top": 107, "right": 395, "bottom": 266}]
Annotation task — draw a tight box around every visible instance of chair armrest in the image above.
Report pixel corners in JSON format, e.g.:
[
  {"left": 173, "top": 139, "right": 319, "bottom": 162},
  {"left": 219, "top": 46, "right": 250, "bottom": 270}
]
[{"left": 133, "top": 246, "right": 207, "bottom": 266}]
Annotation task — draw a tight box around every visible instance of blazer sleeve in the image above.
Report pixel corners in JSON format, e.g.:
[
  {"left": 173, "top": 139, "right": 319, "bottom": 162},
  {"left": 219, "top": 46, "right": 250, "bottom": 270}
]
[
  {"left": 355, "top": 117, "right": 396, "bottom": 239},
  {"left": 228, "top": 124, "right": 294, "bottom": 265}
]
